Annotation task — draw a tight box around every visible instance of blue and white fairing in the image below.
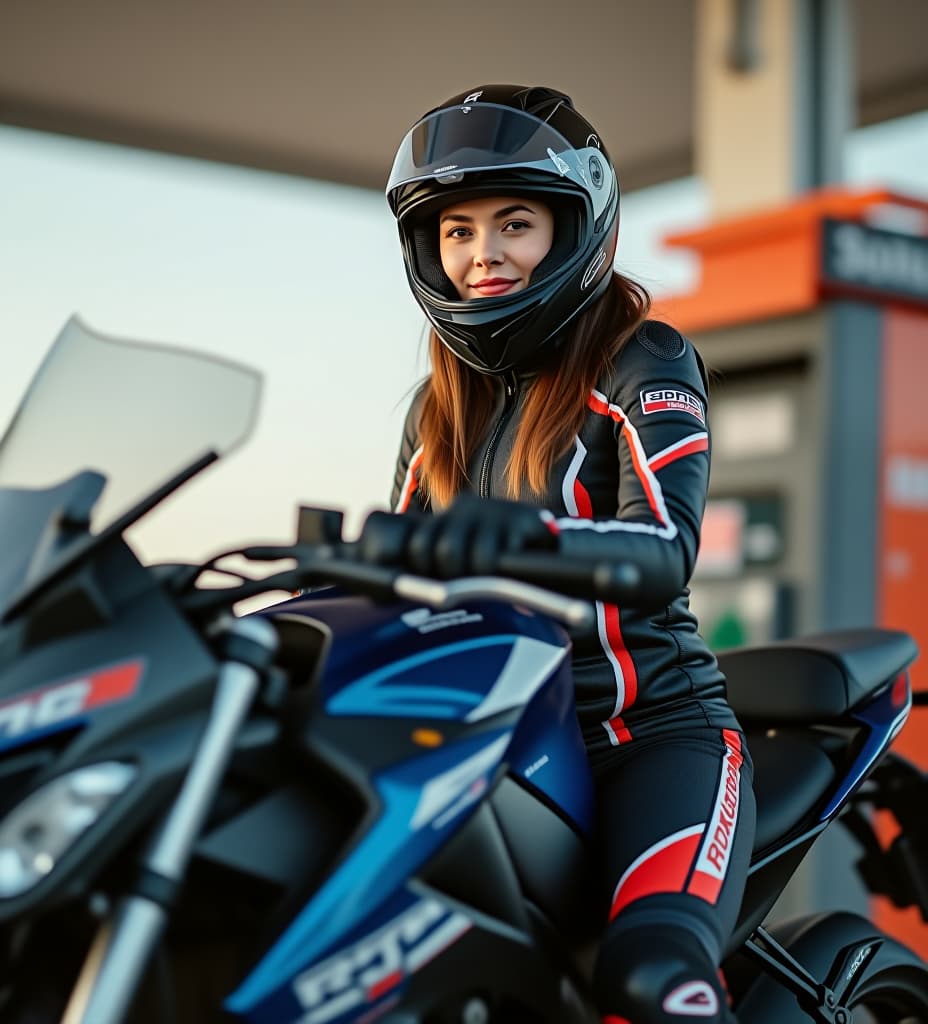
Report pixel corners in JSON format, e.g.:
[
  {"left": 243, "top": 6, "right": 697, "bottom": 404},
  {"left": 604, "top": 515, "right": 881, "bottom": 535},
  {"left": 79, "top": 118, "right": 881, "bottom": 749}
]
[{"left": 225, "top": 591, "right": 593, "bottom": 1022}]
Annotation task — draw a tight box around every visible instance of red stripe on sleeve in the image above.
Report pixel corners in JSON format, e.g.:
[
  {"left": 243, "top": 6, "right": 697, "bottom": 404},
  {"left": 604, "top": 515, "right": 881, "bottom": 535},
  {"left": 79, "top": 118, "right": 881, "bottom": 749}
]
[
  {"left": 620, "top": 421, "right": 663, "bottom": 521},
  {"left": 587, "top": 392, "right": 668, "bottom": 527},
  {"left": 649, "top": 436, "right": 710, "bottom": 472}
]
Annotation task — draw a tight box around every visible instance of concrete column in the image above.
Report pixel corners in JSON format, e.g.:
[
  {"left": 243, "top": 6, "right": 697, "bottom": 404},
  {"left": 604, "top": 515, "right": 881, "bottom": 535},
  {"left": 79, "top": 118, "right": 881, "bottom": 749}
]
[{"left": 695, "top": 0, "right": 853, "bottom": 217}]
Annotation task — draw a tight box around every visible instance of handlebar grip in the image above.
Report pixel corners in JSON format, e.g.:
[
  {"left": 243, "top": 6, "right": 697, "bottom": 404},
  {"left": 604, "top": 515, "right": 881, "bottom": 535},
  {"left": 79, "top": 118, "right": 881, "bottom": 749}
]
[
  {"left": 495, "top": 551, "right": 642, "bottom": 604},
  {"left": 299, "top": 558, "right": 401, "bottom": 601}
]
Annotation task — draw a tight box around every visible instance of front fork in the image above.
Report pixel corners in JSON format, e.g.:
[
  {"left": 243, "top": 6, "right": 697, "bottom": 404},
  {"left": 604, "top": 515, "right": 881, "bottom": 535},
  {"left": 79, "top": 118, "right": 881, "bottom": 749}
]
[{"left": 62, "top": 615, "right": 278, "bottom": 1024}]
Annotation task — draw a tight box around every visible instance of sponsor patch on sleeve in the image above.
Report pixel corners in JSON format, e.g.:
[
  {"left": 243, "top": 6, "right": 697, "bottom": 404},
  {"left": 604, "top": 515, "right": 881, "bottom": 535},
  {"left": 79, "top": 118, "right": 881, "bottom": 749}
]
[{"left": 639, "top": 388, "right": 705, "bottom": 424}]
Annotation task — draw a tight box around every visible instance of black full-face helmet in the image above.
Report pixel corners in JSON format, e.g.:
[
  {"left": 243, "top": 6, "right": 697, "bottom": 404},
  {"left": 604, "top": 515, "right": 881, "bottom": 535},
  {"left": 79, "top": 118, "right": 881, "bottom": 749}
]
[{"left": 386, "top": 85, "right": 620, "bottom": 375}]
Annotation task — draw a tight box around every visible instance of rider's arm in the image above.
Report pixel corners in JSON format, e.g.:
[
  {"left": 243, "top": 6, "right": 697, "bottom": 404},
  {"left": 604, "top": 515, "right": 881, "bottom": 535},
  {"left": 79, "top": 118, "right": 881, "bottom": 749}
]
[
  {"left": 555, "top": 325, "right": 711, "bottom": 611},
  {"left": 390, "top": 384, "right": 431, "bottom": 514}
]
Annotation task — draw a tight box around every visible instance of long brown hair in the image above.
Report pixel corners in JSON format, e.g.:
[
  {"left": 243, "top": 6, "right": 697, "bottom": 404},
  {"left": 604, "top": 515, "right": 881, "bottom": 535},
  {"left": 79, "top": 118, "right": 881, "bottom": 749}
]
[{"left": 418, "top": 272, "right": 651, "bottom": 507}]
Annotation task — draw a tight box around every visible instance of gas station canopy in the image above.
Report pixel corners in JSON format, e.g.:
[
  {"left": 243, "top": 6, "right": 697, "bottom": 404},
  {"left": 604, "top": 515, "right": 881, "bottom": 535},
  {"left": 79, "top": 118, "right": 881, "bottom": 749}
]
[{"left": 1, "top": 0, "right": 926, "bottom": 194}]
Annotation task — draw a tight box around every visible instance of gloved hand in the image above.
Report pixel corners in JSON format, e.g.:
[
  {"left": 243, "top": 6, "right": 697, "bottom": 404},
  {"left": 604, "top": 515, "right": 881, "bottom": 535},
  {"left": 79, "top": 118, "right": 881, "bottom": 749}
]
[{"left": 359, "top": 493, "right": 558, "bottom": 578}]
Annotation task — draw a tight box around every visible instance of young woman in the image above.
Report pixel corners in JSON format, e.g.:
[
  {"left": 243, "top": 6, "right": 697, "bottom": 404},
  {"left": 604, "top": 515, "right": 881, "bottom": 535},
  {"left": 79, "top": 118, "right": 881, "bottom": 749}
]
[{"left": 363, "top": 84, "right": 756, "bottom": 1024}]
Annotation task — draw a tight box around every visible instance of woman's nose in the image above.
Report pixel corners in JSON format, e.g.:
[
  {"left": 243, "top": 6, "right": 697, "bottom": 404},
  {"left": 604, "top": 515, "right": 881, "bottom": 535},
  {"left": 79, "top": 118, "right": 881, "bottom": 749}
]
[{"left": 473, "top": 241, "right": 503, "bottom": 268}]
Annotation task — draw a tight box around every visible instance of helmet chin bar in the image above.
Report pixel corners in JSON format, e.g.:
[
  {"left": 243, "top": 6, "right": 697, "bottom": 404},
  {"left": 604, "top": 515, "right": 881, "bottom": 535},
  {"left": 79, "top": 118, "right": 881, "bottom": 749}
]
[{"left": 429, "top": 257, "right": 615, "bottom": 377}]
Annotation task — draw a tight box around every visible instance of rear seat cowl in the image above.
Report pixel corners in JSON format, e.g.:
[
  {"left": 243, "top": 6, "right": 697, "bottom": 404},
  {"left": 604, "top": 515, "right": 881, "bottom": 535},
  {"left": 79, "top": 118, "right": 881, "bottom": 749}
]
[{"left": 718, "top": 628, "right": 918, "bottom": 723}]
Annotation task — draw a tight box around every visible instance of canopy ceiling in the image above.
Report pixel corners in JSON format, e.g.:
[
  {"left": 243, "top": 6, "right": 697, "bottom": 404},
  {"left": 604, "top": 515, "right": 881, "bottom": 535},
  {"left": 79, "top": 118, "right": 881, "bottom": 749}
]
[{"left": 1, "top": 0, "right": 926, "bottom": 194}]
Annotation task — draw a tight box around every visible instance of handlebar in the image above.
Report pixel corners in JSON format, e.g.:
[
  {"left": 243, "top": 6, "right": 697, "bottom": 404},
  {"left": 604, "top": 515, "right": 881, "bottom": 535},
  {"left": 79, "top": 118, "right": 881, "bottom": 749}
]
[
  {"left": 495, "top": 551, "right": 643, "bottom": 604},
  {"left": 392, "top": 573, "right": 595, "bottom": 631},
  {"left": 179, "top": 541, "right": 643, "bottom": 631}
]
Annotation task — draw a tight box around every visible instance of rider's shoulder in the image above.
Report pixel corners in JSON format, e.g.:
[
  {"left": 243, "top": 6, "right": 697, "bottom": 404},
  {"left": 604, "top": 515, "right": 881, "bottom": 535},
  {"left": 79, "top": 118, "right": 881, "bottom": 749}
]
[
  {"left": 605, "top": 320, "right": 707, "bottom": 399},
  {"left": 622, "top": 319, "right": 689, "bottom": 365}
]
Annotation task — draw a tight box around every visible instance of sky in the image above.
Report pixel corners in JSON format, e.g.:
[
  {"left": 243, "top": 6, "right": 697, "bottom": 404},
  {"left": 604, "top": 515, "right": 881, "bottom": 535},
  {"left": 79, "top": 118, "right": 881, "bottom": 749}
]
[{"left": 1, "top": 110, "right": 927, "bottom": 569}]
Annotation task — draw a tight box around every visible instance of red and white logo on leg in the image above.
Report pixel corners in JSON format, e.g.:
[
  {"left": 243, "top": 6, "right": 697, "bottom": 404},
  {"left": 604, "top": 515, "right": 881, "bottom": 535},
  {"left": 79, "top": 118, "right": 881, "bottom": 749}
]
[{"left": 662, "top": 980, "right": 720, "bottom": 1016}]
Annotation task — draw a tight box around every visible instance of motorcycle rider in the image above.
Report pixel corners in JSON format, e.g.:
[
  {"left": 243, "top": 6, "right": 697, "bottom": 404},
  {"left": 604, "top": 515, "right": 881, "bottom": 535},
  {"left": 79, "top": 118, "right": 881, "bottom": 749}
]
[{"left": 362, "top": 84, "right": 756, "bottom": 1023}]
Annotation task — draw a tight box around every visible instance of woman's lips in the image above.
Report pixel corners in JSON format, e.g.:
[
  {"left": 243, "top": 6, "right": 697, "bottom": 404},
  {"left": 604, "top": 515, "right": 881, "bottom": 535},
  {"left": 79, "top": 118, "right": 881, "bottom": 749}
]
[{"left": 470, "top": 278, "right": 518, "bottom": 296}]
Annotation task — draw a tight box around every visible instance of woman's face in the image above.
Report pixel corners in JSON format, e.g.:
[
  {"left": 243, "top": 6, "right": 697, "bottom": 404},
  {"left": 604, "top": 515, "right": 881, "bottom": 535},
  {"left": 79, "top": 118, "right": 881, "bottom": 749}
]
[{"left": 438, "top": 196, "right": 554, "bottom": 300}]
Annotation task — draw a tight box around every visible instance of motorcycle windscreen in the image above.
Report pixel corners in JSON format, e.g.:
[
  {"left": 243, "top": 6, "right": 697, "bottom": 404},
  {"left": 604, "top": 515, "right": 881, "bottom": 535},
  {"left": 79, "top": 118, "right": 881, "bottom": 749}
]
[{"left": 0, "top": 316, "right": 261, "bottom": 602}]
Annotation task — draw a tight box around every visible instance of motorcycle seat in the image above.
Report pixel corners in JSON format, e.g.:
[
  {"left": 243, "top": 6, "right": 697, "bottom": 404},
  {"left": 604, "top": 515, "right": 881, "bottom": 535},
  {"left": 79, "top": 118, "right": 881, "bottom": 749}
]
[{"left": 718, "top": 628, "right": 917, "bottom": 724}]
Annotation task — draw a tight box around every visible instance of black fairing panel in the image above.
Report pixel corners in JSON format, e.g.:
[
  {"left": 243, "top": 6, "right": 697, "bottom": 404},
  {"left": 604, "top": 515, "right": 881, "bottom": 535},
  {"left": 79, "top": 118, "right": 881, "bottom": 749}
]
[
  {"left": 725, "top": 729, "right": 839, "bottom": 952},
  {"left": 746, "top": 731, "right": 837, "bottom": 854},
  {"left": 728, "top": 837, "right": 817, "bottom": 954},
  {"left": 0, "top": 539, "right": 220, "bottom": 921},
  {"left": 491, "top": 776, "right": 598, "bottom": 941},
  {"left": 419, "top": 800, "right": 533, "bottom": 934},
  {"left": 420, "top": 776, "right": 597, "bottom": 944}
]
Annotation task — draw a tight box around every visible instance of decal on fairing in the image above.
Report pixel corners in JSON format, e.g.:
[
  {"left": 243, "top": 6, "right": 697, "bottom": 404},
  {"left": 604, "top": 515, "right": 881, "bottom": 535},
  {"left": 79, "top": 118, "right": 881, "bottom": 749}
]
[
  {"left": 401, "top": 607, "right": 484, "bottom": 634},
  {"left": 326, "top": 634, "right": 564, "bottom": 721},
  {"left": 0, "top": 659, "right": 143, "bottom": 752},
  {"left": 226, "top": 728, "right": 512, "bottom": 1018},
  {"left": 292, "top": 896, "right": 471, "bottom": 1024},
  {"left": 410, "top": 733, "right": 509, "bottom": 830},
  {"left": 464, "top": 637, "right": 567, "bottom": 722}
]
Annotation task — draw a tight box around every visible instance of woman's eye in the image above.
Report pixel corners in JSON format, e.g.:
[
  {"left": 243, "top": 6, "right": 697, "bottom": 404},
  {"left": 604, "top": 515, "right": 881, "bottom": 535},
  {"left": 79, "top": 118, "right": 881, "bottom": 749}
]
[
  {"left": 504, "top": 220, "right": 529, "bottom": 232},
  {"left": 447, "top": 227, "right": 470, "bottom": 239}
]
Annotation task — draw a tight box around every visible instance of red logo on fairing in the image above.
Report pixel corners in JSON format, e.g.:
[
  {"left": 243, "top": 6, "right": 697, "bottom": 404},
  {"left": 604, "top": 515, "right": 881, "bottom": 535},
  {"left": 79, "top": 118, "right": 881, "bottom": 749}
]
[{"left": 0, "top": 660, "right": 143, "bottom": 745}]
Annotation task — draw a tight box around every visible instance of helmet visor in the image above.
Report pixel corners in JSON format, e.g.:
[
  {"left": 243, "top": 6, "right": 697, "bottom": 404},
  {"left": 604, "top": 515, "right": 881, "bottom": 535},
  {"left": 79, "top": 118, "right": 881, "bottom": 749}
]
[{"left": 387, "top": 103, "right": 598, "bottom": 205}]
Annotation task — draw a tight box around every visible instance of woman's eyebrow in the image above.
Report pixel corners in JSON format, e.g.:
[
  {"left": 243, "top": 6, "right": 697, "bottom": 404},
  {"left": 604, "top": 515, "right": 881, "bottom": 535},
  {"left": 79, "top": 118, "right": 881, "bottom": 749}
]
[
  {"left": 494, "top": 204, "right": 534, "bottom": 219},
  {"left": 439, "top": 204, "right": 536, "bottom": 224}
]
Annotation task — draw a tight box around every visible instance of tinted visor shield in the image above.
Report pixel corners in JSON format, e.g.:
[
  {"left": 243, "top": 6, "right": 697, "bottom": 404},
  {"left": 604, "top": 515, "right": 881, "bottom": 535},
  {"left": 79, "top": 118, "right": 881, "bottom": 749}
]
[{"left": 387, "top": 104, "right": 609, "bottom": 217}]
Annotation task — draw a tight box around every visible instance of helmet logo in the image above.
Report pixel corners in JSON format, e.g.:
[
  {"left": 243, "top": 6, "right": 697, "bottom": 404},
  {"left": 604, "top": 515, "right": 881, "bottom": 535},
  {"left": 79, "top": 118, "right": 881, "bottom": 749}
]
[
  {"left": 586, "top": 134, "right": 602, "bottom": 150},
  {"left": 589, "top": 155, "right": 605, "bottom": 188},
  {"left": 547, "top": 148, "right": 571, "bottom": 177},
  {"left": 461, "top": 90, "right": 483, "bottom": 113},
  {"left": 581, "top": 248, "right": 607, "bottom": 289}
]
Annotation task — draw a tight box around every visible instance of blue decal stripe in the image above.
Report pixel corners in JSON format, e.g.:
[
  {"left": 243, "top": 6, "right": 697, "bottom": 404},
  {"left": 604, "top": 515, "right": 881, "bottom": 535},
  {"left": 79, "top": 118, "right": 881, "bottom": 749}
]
[
  {"left": 226, "top": 789, "right": 420, "bottom": 1013},
  {"left": 226, "top": 727, "right": 510, "bottom": 1016},
  {"left": 819, "top": 688, "right": 912, "bottom": 820},
  {"left": 327, "top": 635, "right": 519, "bottom": 718}
]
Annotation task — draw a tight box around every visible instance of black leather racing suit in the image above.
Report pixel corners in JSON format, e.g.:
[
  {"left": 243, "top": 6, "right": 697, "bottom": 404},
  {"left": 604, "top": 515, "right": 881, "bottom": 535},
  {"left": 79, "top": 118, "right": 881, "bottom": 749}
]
[
  {"left": 390, "top": 320, "right": 755, "bottom": 1020},
  {"left": 390, "top": 320, "right": 743, "bottom": 775}
]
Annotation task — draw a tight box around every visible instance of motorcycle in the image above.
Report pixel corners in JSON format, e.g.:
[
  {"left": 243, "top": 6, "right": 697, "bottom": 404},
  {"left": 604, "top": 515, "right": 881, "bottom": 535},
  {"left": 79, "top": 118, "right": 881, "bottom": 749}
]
[{"left": 0, "top": 317, "right": 925, "bottom": 1023}]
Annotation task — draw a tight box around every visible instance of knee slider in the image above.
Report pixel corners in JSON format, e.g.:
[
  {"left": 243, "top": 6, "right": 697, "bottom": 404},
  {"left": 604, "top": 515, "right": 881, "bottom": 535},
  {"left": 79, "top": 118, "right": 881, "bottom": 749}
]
[{"left": 593, "top": 926, "right": 730, "bottom": 1022}]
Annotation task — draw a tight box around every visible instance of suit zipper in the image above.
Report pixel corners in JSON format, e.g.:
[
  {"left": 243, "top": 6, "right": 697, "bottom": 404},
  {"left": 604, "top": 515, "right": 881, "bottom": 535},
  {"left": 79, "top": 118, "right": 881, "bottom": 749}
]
[{"left": 479, "top": 374, "right": 518, "bottom": 498}]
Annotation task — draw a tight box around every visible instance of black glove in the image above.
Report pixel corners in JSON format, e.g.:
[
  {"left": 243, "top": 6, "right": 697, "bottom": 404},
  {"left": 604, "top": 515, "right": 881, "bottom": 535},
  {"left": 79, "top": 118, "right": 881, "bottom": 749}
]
[{"left": 359, "top": 493, "right": 558, "bottom": 578}]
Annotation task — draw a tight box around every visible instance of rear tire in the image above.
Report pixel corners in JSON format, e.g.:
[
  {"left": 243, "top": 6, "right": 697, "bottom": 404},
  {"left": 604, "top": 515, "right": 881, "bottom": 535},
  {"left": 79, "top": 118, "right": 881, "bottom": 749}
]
[
  {"left": 847, "top": 963, "right": 928, "bottom": 1022},
  {"left": 729, "top": 912, "right": 928, "bottom": 1023}
]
